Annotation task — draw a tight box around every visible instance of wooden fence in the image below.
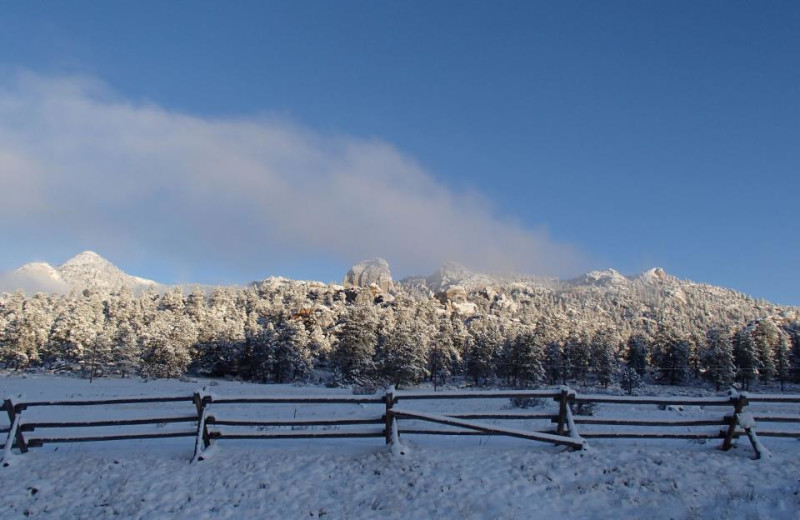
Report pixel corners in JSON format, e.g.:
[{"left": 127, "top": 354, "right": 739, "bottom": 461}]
[{"left": 2, "top": 387, "right": 799, "bottom": 464}]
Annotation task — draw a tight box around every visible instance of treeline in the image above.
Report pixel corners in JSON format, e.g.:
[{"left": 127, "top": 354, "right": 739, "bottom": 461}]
[{"left": 1, "top": 279, "right": 799, "bottom": 390}]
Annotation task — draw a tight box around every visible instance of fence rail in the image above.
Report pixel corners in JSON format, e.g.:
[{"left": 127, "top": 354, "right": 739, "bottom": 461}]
[{"left": 2, "top": 387, "right": 799, "bottom": 465}]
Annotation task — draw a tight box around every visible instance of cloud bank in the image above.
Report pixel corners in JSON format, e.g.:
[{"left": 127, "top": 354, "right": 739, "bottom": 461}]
[{"left": 0, "top": 72, "right": 582, "bottom": 282}]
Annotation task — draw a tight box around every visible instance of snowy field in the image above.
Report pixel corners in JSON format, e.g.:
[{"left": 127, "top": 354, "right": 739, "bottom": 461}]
[{"left": 1, "top": 374, "right": 799, "bottom": 519}]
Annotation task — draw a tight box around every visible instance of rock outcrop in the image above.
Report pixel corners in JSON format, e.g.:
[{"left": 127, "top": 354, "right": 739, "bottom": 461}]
[{"left": 343, "top": 258, "right": 394, "bottom": 293}]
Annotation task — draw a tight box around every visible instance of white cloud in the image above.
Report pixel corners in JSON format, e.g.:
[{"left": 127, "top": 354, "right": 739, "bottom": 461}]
[{"left": 0, "top": 72, "right": 583, "bottom": 281}]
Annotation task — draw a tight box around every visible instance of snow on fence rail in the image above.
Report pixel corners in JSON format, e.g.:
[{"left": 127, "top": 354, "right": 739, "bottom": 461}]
[{"left": 2, "top": 388, "right": 799, "bottom": 465}]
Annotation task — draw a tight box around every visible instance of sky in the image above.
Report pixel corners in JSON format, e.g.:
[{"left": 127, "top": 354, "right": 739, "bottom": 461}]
[{"left": 0, "top": 1, "right": 798, "bottom": 304}]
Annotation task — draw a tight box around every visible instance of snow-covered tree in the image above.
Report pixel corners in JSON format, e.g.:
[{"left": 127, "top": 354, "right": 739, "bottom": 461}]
[
  {"left": 773, "top": 330, "right": 791, "bottom": 391},
  {"left": 624, "top": 333, "right": 649, "bottom": 377},
  {"left": 272, "top": 317, "right": 312, "bottom": 382},
  {"left": 591, "top": 328, "right": 618, "bottom": 388},
  {"left": 733, "top": 327, "right": 758, "bottom": 390},
  {"left": 140, "top": 311, "right": 197, "bottom": 378},
  {"left": 544, "top": 340, "right": 565, "bottom": 385},
  {"left": 465, "top": 317, "right": 503, "bottom": 385},
  {"left": 502, "top": 326, "right": 545, "bottom": 387},
  {"left": 619, "top": 367, "right": 642, "bottom": 395},
  {"left": 332, "top": 304, "right": 378, "bottom": 385},
  {"left": 376, "top": 304, "right": 428, "bottom": 387},
  {"left": 790, "top": 328, "right": 800, "bottom": 384},
  {"left": 565, "top": 332, "right": 591, "bottom": 384},
  {"left": 702, "top": 327, "right": 736, "bottom": 390},
  {"left": 49, "top": 291, "right": 105, "bottom": 372},
  {"left": 428, "top": 314, "right": 458, "bottom": 389},
  {"left": 112, "top": 321, "right": 141, "bottom": 377},
  {"left": 651, "top": 326, "right": 690, "bottom": 385},
  {"left": 752, "top": 319, "right": 779, "bottom": 385}
]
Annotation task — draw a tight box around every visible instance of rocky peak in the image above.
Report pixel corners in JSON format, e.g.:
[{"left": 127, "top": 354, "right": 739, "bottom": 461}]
[
  {"left": 426, "top": 261, "right": 473, "bottom": 292},
  {"left": 343, "top": 258, "right": 394, "bottom": 293},
  {"left": 62, "top": 250, "right": 106, "bottom": 266},
  {"left": 637, "top": 267, "right": 668, "bottom": 283},
  {"left": 568, "top": 268, "right": 630, "bottom": 288}
]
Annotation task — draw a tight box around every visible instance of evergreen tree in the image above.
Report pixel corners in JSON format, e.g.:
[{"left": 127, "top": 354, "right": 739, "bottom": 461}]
[
  {"left": 733, "top": 327, "right": 758, "bottom": 390},
  {"left": 0, "top": 291, "right": 28, "bottom": 368},
  {"left": 271, "top": 318, "right": 312, "bottom": 382},
  {"left": 564, "top": 333, "right": 590, "bottom": 384},
  {"left": 544, "top": 341, "right": 564, "bottom": 385},
  {"left": 702, "top": 327, "right": 736, "bottom": 390},
  {"left": 15, "top": 294, "right": 54, "bottom": 365},
  {"left": 112, "top": 321, "right": 141, "bottom": 377},
  {"left": 591, "top": 328, "right": 617, "bottom": 388},
  {"left": 773, "top": 331, "right": 791, "bottom": 391},
  {"left": 376, "top": 306, "right": 428, "bottom": 387},
  {"left": 752, "top": 319, "right": 779, "bottom": 385},
  {"left": 464, "top": 318, "right": 502, "bottom": 385},
  {"left": 500, "top": 325, "right": 546, "bottom": 388},
  {"left": 140, "top": 311, "right": 197, "bottom": 378},
  {"left": 332, "top": 304, "right": 377, "bottom": 385},
  {"left": 624, "top": 333, "right": 649, "bottom": 377},
  {"left": 790, "top": 328, "right": 800, "bottom": 384},
  {"left": 429, "top": 315, "right": 456, "bottom": 390},
  {"left": 49, "top": 291, "right": 105, "bottom": 372},
  {"left": 652, "top": 326, "right": 690, "bottom": 385},
  {"left": 240, "top": 322, "right": 276, "bottom": 383},
  {"left": 620, "top": 367, "right": 642, "bottom": 395}
]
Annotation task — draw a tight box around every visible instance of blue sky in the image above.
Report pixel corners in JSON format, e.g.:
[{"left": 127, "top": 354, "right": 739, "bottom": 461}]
[{"left": 0, "top": 1, "right": 798, "bottom": 304}]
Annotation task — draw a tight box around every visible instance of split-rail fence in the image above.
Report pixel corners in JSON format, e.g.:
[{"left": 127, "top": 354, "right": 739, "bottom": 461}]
[{"left": 2, "top": 387, "right": 798, "bottom": 465}]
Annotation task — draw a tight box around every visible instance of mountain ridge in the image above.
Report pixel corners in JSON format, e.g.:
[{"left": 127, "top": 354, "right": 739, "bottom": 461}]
[
  {"left": 0, "top": 253, "right": 792, "bottom": 313},
  {"left": 1, "top": 251, "right": 159, "bottom": 294}
]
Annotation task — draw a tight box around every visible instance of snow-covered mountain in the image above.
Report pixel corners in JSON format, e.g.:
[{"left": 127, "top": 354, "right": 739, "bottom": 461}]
[{"left": 0, "top": 251, "right": 160, "bottom": 294}]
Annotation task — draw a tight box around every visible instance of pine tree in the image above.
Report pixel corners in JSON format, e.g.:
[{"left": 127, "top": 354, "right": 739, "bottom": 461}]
[
  {"left": 773, "top": 331, "right": 791, "bottom": 391},
  {"left": 624, "top": 333, "right": 649, "bottom": 377},
  {"left": 620, "top": 367, "right": 642, "bottom": 395},
  {"left": 464, "top": 318, "right": 502, "bottom": 385},
  {"left": 752, "top": 319, "right": 779, "bottom": 385},
  {"left": 702, "top": 327, "right": 736, "bottom": 390},
  {"left": 652, "top": 326, "right": 690, "bottom": 385},
  {"left": 790, "top": 328, "right": 800, "bottom": 384},
  {"left": 112, "top": 321, "right": 141, "bottom": 377},
  {"left": 0, "top": 291, "right": 28, "bottom": 368},
  {"left": 565, "top": 332, "right": 591, "bottom": 384},
  {"left": 513, "top": 327, "right": 546, "bottom": 387},
  {"left": 197, "top": 287, "right": 246, "bottom": 376},
  {"left": 332, "top": 304, "right": 377, "bottom": 386},
  {"left": 272, "top": 318, "right": 312, "bottom": 383},
  {"left": 49, "top": 291, "right": 105, "bottom": 372},
  {"left": 15, "top": 294, "right": 54, "bottom": 365},
  {"left": 591, "top": 328, "right": 617, "bottom": 388},
  {"left": 733, "top": 327, "right": 758, "bottom": 390},
  {"left": 429, "top": 315, "right": 456, "bottom": 390},
  {"left": 544, "top": 341, "right": 564, "bottom": 385},
  {"left": 240, "top": 322, "right": 276, "bottom": 383},
  {"left": 140, "top": 311, "right": 197, "bottom": 378},
  {"left": 376, "top": 306, "right": 428, "bottom": 387}
]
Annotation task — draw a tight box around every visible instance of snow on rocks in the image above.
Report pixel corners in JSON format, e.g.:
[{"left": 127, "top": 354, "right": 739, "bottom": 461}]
[{"left": 343, "top": 258, "right": 394, "bottom": 293}]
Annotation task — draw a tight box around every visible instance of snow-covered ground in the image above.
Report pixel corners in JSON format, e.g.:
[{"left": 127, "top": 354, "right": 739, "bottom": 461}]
[{"left": 1, "top": 374, "right": 798, "bottom": 519}]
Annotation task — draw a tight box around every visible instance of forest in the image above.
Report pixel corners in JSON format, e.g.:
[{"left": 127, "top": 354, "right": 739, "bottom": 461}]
[{"left": 1, "top": 275, "right": 799, "bottom": 392}]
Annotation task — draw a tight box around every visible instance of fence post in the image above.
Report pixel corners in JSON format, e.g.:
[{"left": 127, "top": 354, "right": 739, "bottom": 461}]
[
  {"left": 722, "top": 392, "right": 748, "bottom": 451},
  {"left": 2, "top": 399, "right": 27, "bottom": 465},
  {"left": 556, "top": 387, "right": 569, "bottom": 436},
  {"left": 192, "top": 391, "right": 211, "bottom": 463},
  {"left": 8, "top": 399, "right": 27, "bottom": 453},
  {"left": 385, "top": 385, "right": 395, "bottom": 445}
]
